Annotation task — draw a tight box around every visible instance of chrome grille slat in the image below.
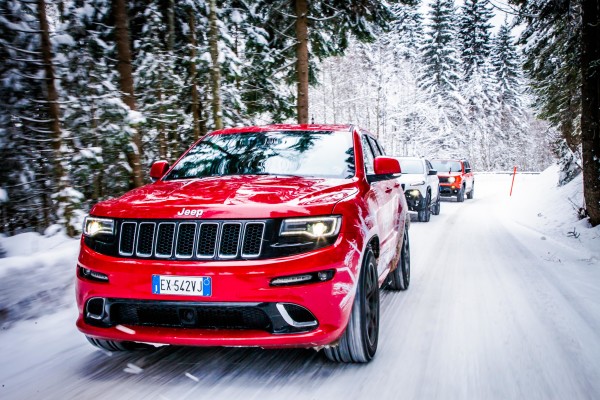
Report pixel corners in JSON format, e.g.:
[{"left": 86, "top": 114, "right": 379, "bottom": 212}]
[
  {"left": 175, "top": 223, "right": 197, "bottom": 258},
  {"left": 196, "top": 223, "right": 219, "bottom": 258},
  {"left": 242, "top": 222, "right": 265, "bottom": 258},
  {"left": 219, "top": 223, "right": 242, "bottom": 258},
  {"left": 119, "top": 222, "right": 137, "bottom": 256},
  {"left": 118, "top": 220, "right": 265, "bottom": 260},
  {"left": 136, "top": 222, "right": 156, "bottom": 257},
  {"left": 155, "top": 223, "right": 175, "bottom": 258}
]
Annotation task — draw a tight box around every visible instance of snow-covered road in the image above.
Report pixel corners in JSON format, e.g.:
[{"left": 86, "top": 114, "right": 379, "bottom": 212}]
[{"left": 2, "top": 174, "right": 600, "bottom": 399}]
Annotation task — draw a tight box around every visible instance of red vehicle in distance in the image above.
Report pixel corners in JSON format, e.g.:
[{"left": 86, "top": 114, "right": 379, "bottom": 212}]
[
  {"left": 76, "top": 124, "right": 410, "bottom": 363},
  {"left": 431, "top": 159, "right": 475, "bottom": 202}
]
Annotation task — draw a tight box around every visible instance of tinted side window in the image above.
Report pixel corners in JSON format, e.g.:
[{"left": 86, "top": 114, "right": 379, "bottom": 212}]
[
  {"left": 361, "top": 135, "right": 375, "bottom": 174},
  {"left": 368, "top": 136, "right": 383, "bottom": 157}
]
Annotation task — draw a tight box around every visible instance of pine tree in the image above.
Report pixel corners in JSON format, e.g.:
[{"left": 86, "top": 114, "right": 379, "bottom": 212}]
[
  {"left": 492, "top": 22, "right": 521, "bottom": 113},
  {"left": 418, "top": 0, "right": 466, "bottom": 156},
  {"left": 419, "top": 0, "right": 461, "bottom": 101},
  {"left": 57, "top": 0, "right": 136, "bottom": 212},
  {"left": 390, "top": 1, "right": 423, "bottom": 62},
  {"left": 490, "top": 21, "right": 530, "bottom": 170},
  {"left": 518, "top": 0, "right": 582, "bottom": 163},
  {"left": 459, "top": 0, "right": 494, "bottom": 78},
  {"left": 0, "top": 0, "right": 81, "bottom": 233},
  {"left": 112, "top": 0, "right": 144, "bottom": 188},
  {"left": 255, "top": 0, "right": 400, "bottom": 124}
]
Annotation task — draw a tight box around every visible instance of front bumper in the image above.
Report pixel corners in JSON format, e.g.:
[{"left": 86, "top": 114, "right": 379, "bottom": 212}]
[
  {"left": 439, "top": 184, "right": 461, "bottom": 196},
  {"left": 76, "top": 235, "right": 361, "bottom": 349}
]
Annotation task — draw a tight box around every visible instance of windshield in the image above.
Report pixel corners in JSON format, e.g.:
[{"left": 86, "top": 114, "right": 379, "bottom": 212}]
[
  {"left": 431, "top": 160, "right": 462, "bottom": 173},
  {"left": 398, "top": 159, "right": 424, "bottom": 174},
  {"left": 164, "top": 130, "right": 356, "bottom": 180}
]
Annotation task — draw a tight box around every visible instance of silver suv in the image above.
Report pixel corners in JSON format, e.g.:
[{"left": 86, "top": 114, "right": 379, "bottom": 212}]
[{"left": 395, "top": 157, "right": 440, "bottom": 222}]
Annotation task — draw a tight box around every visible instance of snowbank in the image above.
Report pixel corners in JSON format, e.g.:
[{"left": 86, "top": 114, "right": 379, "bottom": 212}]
[
  {"left": 506, "top": 165, "right": 599, "bottom": 259},
  {"left": 0, "top": 231, "right": 79, "bottom": 327}
]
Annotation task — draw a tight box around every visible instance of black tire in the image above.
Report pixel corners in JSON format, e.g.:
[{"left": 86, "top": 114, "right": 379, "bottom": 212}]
[
  {"left": 432, "top": 193, "right": 441, "bottom": 215},
  {"left": 387, "top": 228, "right": 410, "bottom": 291},
  {"left": 86, "top": 336, "right": 151, "bottom": 352},
  {"left": 467, "top": 183, "right": 474, "bottom": 199},
  {"left": 417, "top": 192, "right": 431, "bottom": 222},
  {"left": 457, "top": 186, "right": 465, "bottom": 202},
  {"left": 324, "top": 248, "right": 380, "bottom": 363}
]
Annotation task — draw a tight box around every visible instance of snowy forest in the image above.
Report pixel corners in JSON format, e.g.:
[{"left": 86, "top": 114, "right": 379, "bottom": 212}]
[{"left": 0, "top": 0, "right": 599, "bottom": 236}]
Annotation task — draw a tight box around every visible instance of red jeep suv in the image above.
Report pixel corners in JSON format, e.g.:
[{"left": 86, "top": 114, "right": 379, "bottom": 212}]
[
  {"left": 430, "top": 159, "right": 475, "bottom": 202},
  {"left": 76, "top": 124, "right": 410, "bottom": 363}
]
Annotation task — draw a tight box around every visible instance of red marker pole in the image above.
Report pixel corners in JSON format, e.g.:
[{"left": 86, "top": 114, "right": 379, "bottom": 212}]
[{"left": 510, "top": 166, "right": 517, "bottom": 196}]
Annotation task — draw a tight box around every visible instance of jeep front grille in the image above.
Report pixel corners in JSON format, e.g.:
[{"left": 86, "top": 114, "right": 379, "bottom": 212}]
[{"left": 118, "top": 220, "right": 265, "bottom": 260}]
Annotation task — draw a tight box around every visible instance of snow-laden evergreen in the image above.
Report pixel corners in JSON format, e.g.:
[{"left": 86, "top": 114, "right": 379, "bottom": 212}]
[
  {"left": 458, "top": 0, "right": 494, "bottom": 78},
  {"left": 419, "top": 0, "right": 461, "bottom": 101},
  {"left": 518, "top": 0, "right": 582, "bottom": 186},
  {"left": 56, "top": 0, "right": 140, "bottom": 220}
]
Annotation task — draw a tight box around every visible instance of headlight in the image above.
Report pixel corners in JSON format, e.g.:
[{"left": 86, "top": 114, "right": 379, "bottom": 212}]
[
  {"left": 447, "top": 177, "right": 456, "bottom": 183},
  {"left": 280, "top": 216, "right": 341, "bottom": 238},
  {"left": 83, "top": 217, "right": 115, "bottom": 237},
  {"left": 410, "top": 180, "right": 425, "bottom": 186},
  {"left": 406, "top": 189, "right": 421, "bottom": 198}
]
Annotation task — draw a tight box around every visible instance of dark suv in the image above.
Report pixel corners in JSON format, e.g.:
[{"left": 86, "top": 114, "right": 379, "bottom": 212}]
[{"left": 430, "top": 159, "right": 474, "bottom": 202}]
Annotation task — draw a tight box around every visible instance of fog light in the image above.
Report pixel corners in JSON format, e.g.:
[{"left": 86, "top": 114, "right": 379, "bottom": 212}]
[
  {"left": 271, "top": 274, "right": 312, "bottom": 286},
  {"left": 317, "top": 270, "right": 334, "bottom": 281},
  {"left": 270, "top": 269, "right": 335, "bottom": 286}
]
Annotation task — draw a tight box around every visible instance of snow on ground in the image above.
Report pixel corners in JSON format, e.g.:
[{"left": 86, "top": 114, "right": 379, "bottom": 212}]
[
  {"left": 509, "top": 165, "right": 599, "bottom": 257},
  {"left": 0, "top": 230, "right": 79, "bottom": 327}
]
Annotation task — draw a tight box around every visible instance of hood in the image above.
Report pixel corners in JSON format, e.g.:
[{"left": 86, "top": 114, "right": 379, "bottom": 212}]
[
  {"left": 397, "top": 172, "right": 426, "bottom": 185},
  {"left": 436, "top": 172, "right": 462, "bottom": 178},
  {"left": 90, "top": 175, "right": 358, "bottom": 219}
]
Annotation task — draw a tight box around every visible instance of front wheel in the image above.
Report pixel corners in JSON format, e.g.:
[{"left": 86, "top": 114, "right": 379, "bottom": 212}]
[
  {"left": 431, "top": 193, "right": 441, "bottom": 215},
  {"left": 457, "top": 186, "right": 465, "bottom": 202},
  {"left": 324, "top": 248, "right": 380, "bottom": 363},
  {"left": 417, "top": 193, "right": 431, "bottom": 222},
  {"left": 387, "top": 228, "right": 411, "bottom": 291},
  {"left": 467, "top": 183, "right": 475, "bottom": 199}
]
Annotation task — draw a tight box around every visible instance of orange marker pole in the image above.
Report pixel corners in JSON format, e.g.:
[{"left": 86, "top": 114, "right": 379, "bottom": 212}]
[{"left": 510, "top": 166, "right": 517, "bottom": 196}]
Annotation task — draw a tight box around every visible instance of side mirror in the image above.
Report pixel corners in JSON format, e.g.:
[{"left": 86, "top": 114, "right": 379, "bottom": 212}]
[
  {"left": 428, "top": 169, "right": 437, "bottom": 175},
  {"left": 374, "top": 156, "right": 401, "bottom": 175},
  {"left": 465, "top": 167, "right": 471, "bottom": 173},
  {"left": 150, "top": 160, "right": 170, "bottom": 181}
]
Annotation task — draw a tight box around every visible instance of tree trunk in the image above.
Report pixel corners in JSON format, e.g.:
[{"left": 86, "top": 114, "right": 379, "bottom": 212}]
[
  {"left": 112, "top": 0, "right": 144, "bottom": 188},
  {"left": 208, "top": 0, "right": 223, "bottom": 130},
  {"left": 188, "top": 9, "right": 201, "bottom": 141},
  {"left": 38, "top": 0, "right": 62, "bottom": 183},
  {"left": 295, "top": 0, "right": 309, "bottom": 124},
  {"left": 38, "top": 0, "right": 77, "bottom": 236},
  {"left": 157, "top": 87, "right": 167, "bottom": 159},
  {"left": 167, "top": 0, "right": 175, "bottom": 52},
  {"left": 580, "top": 0, "right": 600, "bottom": 226}
]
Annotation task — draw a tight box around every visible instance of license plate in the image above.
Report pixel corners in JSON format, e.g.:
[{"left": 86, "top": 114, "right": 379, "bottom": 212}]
[{"left": 152, "top": 275, "right": 212, "bottom": 297}]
